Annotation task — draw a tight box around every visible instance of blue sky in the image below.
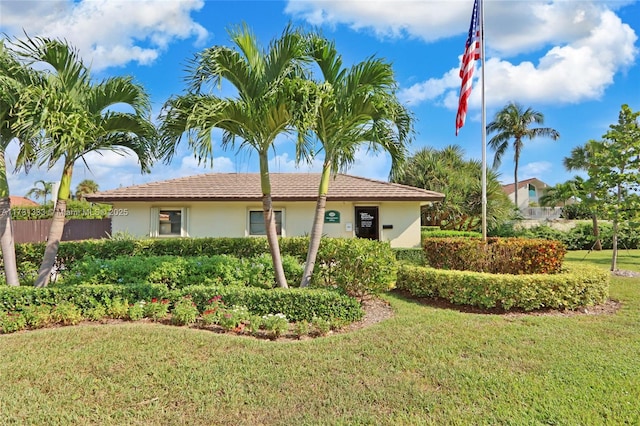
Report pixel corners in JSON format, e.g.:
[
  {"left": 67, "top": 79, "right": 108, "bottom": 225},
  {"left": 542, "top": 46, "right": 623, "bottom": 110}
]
[{"left": 1, "top": 0, "right": 639, "bottom": 198}]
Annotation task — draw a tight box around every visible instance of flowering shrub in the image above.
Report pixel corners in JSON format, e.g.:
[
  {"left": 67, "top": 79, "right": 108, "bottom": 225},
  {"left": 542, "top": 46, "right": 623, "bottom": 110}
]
[
  {"left": 199, "top": 296, "right": 224, "bottom": 325},
  {"left": 217, "top": 305, "right": 251, "bottom": 331},
  {"left": 171, "top": 296, "right": 199, "bottom": 326},
  {"left": 261, "top": 313, "right": 289, "bottom": 338},
  {"left": 143, "top": 298, "right": 170, "bottom": 321}
]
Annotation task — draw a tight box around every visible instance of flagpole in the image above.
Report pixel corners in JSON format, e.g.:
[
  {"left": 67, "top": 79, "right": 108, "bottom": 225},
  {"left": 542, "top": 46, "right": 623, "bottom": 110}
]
[{"left": 480, "top": 0, "right": 487, "bottom": 241}]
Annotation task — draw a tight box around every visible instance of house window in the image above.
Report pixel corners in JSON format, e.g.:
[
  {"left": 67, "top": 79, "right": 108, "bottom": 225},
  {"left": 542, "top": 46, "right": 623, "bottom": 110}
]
[
  {"left": 150, "top": 207, "right": 189, "bottom": 237},
  {"left": 528, "top": 184, "right": 537, "bottom": 200},
  {"left": 249, "top": 210, "right": 283, "bottom": 236},
  {"left": 159, "top": 210, "right": 182, "bottom": 235}
]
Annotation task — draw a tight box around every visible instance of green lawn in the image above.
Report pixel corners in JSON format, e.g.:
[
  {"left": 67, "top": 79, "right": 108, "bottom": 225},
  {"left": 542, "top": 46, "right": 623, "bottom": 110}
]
[
  {"left": 565, "top": 249, "right": 640, "bottom": 272},
  {"left": 1, "top": 257, "right": 639, "bottom": 424}
]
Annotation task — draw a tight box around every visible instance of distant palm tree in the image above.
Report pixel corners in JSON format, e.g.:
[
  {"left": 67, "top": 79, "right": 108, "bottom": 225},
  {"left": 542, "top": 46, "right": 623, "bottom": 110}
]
[
  {"left": 159, "top": 24, "right": 309, "bottom": 289},
  {"left": 563, "top": 142, "right": 602, "bottom": 250},
  {"left": 75, "top": 179, "right": 99, "bottom": 201},
  {"left": 26, "top": 180, "right": 54, "bottom": 204},
  {"left": 10, "top": 36, "right": 157, "bottom": 287},
  {"left": 487, "top": 103, "right": 560, "bottom": 209},
  {"left": 539, "top": 181, "right": 577, "bottom": 207}
]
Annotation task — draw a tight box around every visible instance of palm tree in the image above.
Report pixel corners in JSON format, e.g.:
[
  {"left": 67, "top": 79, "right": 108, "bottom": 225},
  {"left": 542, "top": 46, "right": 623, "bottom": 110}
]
[
  {"left": 538, "top": 181, "right": 577, "bottom": 207},
  {"left": 297, "top": 36, "right": 412, "bottom": 287},
  {"left": 0, "top": 41, "right": 42, "bottom": 286},
  {"left": 563, "top": 142, "right": 602, "bottom": 250},
  {"left": 159, "top": 24, "right": 309, "bottom": 289},
  {"left": 10, "top": 36, "right": 157, "bottom": 287},
  {"left": 392, "top": 145, "right": 512, "bottom": 232},
  {"left": 26, "top": 179, "right": 54, "bottom": 204},
  {"left": 75, "top": 179, "right": 99, "bottom": 201},
  {"left": 487, "top": 102, "right": 560, "bottom": 209}
]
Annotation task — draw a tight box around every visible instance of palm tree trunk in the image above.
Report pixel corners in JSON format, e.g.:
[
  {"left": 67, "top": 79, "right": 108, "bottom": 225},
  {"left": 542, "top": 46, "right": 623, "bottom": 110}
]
[
  {"left": 0, "top": 198, "right": 19, "bottom": 286},
  {"left": 300, "top": 164, "right": 332, "bottom": 287},
  {"left": 0, "top": 151, "right": 19, "bottom": 286},
  {"left": 34, "top": 162, "right": 73, "bottom": 287},
  {"left": 259, "top": 155, "right": 288, "bottom": 289},
  {"left": 513, "top": 160, "right": 519, "bottom": 211}
]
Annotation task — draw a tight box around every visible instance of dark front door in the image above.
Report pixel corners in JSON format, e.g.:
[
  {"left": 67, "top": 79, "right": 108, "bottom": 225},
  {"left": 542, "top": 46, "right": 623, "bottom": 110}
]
[{"left": 354, "top": 206, "right": 379, "bottom": 240}]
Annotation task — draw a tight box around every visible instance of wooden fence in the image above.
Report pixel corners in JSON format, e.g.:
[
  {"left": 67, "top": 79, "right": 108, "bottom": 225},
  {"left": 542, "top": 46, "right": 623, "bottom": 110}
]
[{"left": 12, "top": 219, "right": 112, "bottom": 243}]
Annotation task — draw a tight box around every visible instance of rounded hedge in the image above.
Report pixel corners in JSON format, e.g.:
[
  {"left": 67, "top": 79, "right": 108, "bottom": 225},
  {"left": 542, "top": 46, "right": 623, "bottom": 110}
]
[{"left": 396, "top": 263, "right": 609, "bottom": 311}]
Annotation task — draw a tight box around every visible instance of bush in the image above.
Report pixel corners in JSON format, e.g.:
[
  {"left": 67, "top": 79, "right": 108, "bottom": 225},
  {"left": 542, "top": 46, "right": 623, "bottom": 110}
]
[
  {"left": 0, "top": 311, "right": 27, "bottom": 333},
  {"left": 60, "top": 254, "right": 304, "bottom": 289},
  {"left": 312, "top": 238, "right": 397, "bottom": 296},
  {"left": 423, "top": 237, "right": 566, "bottom": 274},
  {"left": 7, "top": 237, "right": 396, "bottom": 294},
  {"left": 20, "top": 305, "right": 52, "bottom": 329},
  {"left": 51, "top": 301, "right": 83, "bottom": 325},
  {"left": 396, "top": 263, "right": 609, "bottom": 311},
  {"left": 394, "top": 248, "right": 426, "bottom": 266},
  {"left": 170, "top": 296, "right": 199, "bottom": 326}
]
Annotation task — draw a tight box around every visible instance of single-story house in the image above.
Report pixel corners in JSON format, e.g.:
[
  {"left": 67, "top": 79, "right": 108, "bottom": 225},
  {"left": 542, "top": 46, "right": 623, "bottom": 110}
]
[
  {"left": 502, "top": 177, "right": 550, "bottom": 209},
  {"left": 86, "top": 173, "right": 444, "bottom": 248}
]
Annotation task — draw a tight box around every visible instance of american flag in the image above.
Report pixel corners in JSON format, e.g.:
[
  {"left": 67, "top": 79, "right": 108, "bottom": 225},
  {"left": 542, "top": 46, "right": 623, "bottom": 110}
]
[{"left": 455, "top": 0, "right": 481, "bottom": 135}]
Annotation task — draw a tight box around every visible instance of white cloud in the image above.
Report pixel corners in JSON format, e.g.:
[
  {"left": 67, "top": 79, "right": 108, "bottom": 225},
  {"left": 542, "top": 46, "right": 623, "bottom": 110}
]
[
  {"left": 400, "top": 7, "right": 637, "bottom": 108},
  {"left": 0, "top": 0, "right": 207, "bottom": 71},
  {"left": 520, "top": 161, "right": 553, "bottom": 179}
]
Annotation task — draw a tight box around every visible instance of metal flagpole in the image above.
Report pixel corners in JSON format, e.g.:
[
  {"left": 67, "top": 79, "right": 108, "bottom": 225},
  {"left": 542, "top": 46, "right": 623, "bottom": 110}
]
[{"left": 480, "top": 0, "right": 487, "bottom": 241}]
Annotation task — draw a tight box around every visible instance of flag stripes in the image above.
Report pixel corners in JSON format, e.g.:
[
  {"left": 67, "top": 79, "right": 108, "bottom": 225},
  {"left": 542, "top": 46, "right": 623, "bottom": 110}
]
[{"left": 455, "top": 0, "right": 481, "bottom": 135}]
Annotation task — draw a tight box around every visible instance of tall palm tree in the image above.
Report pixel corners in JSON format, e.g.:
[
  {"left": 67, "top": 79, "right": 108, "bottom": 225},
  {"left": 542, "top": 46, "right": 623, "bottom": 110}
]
[
  {"left": 298, "top": 36, "right": 412, "bottom": 287},
  {"left": 74, "top": 179, "right": 99, "bottom": 201},
  {"left": 563, "top": 141, "right": 602, "bottom": 250},
  {"left": 0, "top": 41, "right": 42, "bottom": 286},
  {"left": 159, "top": 24, "right": 309, "bottom": 289},
  {"left": 26, "top": 179, "right": 54, "bottom": 204},
  {"left": 487, "top": 102, "right": 560, "bottom": 209},
  {"left": 10, "top": 36, "right": 157, "bottom": 287}
]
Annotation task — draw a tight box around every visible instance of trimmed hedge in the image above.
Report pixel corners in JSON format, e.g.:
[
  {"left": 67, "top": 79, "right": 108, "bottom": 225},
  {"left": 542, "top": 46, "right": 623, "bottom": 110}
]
[
  {"left": 423, "top": 237, "right": 566, "bottom": 274},
  {"left": 8, "top": 237, "right": 397, "bottom": 295},
  {"left": 0, "top": 284, "right": 363, "bottom": 323},
  {"left": 393, "top": 248, "right": 426, "bottom": 266},
  {"left": 396, "top": 263, "right": 610, "bottom": 311},
  {"left": 60, "top": 254, "right": 304, "bottom": 289}
]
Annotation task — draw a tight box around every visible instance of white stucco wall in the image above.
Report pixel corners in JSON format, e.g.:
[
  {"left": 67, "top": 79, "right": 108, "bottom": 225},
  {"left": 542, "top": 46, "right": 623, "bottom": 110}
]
[{"left": 109, "top": 200, "right": 423, "bottom": 247}]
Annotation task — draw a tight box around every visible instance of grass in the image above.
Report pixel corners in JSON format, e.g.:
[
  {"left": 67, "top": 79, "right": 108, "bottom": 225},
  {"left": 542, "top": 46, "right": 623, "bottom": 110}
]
[
  {"left": 565, "top": 249, "right": 640, "bottom": 272},
  {"left": 1, "top": 257, "right": 640, "bottom": 424}
]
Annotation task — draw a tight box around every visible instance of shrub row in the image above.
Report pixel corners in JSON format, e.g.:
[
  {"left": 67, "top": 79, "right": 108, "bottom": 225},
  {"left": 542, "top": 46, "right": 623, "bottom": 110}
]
[
  {"left": 420, "top": 229, "right": 482, "bottom": 242},
  {"left": 491, "top": 222, "right": 640, "bottom": 250},
  {"left": 393, "top": 248, "right": 426, "bottom": 266},
  {"left": 423, "top": 237, "right": 566, "bottom": 274},
  {"left": 0, "top": 284, "right": 364, "bottom": 323},
  {"left": 60, "top": 254, "right": 304, "bottom": 289},
  {"left": 9, "top": 237, "right": 397, "bottom": 296},
  {"left": 396, "top": 264, "right": 610, "bottom": 311}
]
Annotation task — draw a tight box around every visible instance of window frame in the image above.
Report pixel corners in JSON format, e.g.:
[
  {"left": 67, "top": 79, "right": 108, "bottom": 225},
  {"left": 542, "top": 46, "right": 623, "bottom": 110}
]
[
  {"left": 248, "top": 209, "right": 284, "bottom": 237},
  {"left": 150, "top": 207, "right": 189, "bottom": 237}
]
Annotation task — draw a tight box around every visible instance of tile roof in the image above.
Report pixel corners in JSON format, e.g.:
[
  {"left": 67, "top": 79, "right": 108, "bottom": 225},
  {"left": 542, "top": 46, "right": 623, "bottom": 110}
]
[
  {"left": 86, "top": 173, "right": 445, "bottom": 203},
  {"left": 502, "top": 178, "right": 548, "bottom": 195},
  {"left": 10, "top": 196, "right": 39, "bottom": 207}
]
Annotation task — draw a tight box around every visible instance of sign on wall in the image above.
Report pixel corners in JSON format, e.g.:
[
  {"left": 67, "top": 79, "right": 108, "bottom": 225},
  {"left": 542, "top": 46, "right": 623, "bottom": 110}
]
[{"left": 324, "top": 210, "right": 341, "bottom": 223}]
